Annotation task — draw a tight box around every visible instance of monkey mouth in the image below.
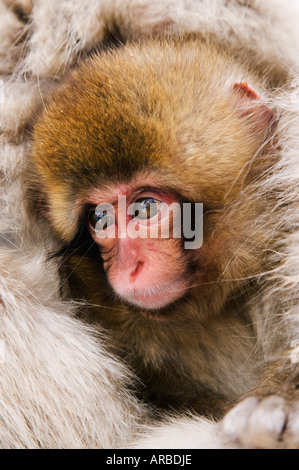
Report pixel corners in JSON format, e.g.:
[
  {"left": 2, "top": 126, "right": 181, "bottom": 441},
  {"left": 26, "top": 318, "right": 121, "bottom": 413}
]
[{"left": 115, "top": 279, "right": 189, "bottom": 311}]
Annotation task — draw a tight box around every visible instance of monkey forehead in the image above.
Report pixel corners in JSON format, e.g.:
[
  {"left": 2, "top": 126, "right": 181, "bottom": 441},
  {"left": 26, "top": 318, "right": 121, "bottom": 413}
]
[{"left": 31, "top": 38, "right": 270, "bottom": 233}]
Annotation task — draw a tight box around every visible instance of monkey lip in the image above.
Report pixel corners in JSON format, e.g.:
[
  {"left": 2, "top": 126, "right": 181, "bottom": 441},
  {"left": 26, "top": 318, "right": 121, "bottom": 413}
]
[{"left": 115, "top": 279, "right": 188, "bottom": 311}]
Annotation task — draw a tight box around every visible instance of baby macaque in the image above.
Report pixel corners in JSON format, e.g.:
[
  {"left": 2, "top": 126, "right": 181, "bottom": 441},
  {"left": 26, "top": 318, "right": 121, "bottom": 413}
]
[{"left": 28, "top": 36, "right": 298, "bottom": 435}]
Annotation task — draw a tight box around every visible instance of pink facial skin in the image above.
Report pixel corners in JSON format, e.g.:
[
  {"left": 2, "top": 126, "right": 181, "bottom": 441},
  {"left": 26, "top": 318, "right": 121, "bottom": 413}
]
[{"left": 85, "top": 179, "right": 191, "bottom": 311}]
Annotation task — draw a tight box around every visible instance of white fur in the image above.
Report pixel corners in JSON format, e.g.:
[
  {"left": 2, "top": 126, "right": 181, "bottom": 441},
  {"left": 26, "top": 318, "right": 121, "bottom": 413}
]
[
  {"left": 0, "top": 0, "right": 299, "bottom": 449},
  {"left": 131, "top": 417, "right": 226, "bottom": 449},
  {"left": 0, "top": 250, "right": 143, "bottom": 448}
]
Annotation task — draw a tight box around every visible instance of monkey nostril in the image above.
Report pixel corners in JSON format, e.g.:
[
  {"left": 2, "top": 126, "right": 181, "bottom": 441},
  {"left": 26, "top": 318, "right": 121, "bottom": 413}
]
[{"left": 130, "top": 261, "right": 144, "bottom": 279}]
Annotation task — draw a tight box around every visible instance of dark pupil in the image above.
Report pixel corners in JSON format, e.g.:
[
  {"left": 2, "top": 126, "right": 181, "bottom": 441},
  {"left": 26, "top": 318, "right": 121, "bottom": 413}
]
[
  {"left": 134, "top": 198, "right": 159, "bottom": 219},
  {"left": 97, "top": 210, "right": 106, "bottom": 219},
  {"left": 90, "top": 210, "right": 112, "bottom": 230},
  {"left": 97, "top": 210, "right": 107, "bottom": 229}
]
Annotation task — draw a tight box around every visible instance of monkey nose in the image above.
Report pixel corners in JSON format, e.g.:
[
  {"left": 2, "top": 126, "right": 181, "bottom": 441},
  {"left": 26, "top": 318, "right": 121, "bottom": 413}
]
[
  {"left": 117, "top": 247, "right": 144, "bottom": 281},
  {"left": 129, "top": 261, "right": 144, "bottom": 279}
]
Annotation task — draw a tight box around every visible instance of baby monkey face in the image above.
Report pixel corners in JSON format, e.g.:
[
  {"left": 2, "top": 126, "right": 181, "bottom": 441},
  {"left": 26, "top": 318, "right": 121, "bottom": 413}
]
[
  {"left": 85, "top": 180, "right": 202, "bottom": 310},
  {"left": 30, "top": 39, "right": 277, "bottom": 318}
]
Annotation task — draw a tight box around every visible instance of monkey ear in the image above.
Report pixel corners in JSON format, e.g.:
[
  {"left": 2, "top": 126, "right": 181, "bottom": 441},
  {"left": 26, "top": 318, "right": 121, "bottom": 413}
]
[{"left": 232, "top": 81, "right": 276, "bottom": 134}]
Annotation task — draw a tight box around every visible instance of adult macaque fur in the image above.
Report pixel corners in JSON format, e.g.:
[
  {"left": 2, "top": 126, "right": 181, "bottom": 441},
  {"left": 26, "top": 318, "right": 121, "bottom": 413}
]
[
  {"left": 30, "top": 9, "right": 299, "bottom": 449},
  {"left": 1, "top": 0, "right": 299, "bottom": 449}
]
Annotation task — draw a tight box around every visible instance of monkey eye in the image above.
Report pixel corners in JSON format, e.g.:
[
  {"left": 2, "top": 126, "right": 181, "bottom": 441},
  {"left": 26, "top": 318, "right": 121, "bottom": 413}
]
[
  {"left": 133, "top": 198, "right": 161, "bottom": 220},
  {"left": 88, "top": 208, "right": 115, "bottom": 231}
]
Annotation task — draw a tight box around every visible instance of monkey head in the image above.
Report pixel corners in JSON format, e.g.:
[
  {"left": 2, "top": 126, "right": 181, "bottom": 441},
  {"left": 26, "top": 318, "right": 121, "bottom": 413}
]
[{"left": 30, "top": 39, "right": 278, "bottom": 322}]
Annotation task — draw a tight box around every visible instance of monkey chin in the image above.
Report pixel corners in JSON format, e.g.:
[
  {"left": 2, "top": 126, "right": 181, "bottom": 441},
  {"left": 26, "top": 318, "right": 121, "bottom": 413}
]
[{"left": 114, "top": 279, "right": 189, "bottom": 313}]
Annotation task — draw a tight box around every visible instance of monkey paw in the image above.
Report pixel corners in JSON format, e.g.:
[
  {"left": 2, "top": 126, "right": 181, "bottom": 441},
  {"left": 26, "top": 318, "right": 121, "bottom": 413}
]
[{"left": 218, "top": 395, "right": 299, "bottom": 449}]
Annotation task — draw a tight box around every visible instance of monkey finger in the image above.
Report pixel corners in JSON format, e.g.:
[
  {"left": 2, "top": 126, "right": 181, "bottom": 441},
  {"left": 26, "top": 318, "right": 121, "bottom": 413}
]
[{"left": 217, "top": 395, "right": 297, "bottom": 449}]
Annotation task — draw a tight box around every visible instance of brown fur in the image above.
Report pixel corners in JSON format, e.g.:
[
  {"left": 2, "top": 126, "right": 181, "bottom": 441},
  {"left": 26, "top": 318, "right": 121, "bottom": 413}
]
[{"left": 29, "top": 37, "right": 290, "bottom": 419}]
